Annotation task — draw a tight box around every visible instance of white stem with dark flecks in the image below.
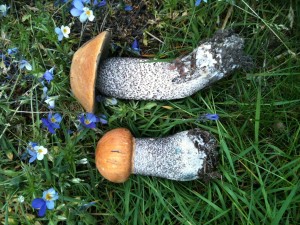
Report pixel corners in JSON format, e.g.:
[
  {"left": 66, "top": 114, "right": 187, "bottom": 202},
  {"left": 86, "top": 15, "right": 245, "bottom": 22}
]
[
  {"left": 132, "top": 128, "right": 218, "bottom": 181},
  {"left": 96, "top": 30, "right": 252, "bottom": 100}
]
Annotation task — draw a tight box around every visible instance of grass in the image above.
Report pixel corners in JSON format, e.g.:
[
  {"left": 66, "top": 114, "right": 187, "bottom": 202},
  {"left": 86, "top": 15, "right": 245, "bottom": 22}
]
[{"left": 0, "top": 0, "right": 299, "bottom": 224}]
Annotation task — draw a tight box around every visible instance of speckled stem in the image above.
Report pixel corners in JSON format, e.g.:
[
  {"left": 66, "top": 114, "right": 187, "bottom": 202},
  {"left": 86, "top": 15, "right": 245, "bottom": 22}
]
[
  {"left": 132, "top": 128, "right": 218, "bottom": 181},
  {"left": 96, "top": 30, "right": 252, "bottom": 100}
]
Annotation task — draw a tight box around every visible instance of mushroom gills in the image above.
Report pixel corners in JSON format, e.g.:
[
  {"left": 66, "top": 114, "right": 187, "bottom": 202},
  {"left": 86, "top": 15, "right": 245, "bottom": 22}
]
[{"left": 96, "top": 30, "right": 253, "bottom": 100}]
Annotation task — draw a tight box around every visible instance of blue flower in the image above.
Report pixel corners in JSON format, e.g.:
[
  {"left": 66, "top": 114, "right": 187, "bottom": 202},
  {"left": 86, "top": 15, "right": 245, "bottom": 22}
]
[
  {"left": 42, "top": 188, "right": 59, "bottom": 209},
  {"left": 98, "top": 114, "right": 108, "bottom": 124},
  {"left": 34, "top": 145, "right": 48, "bottom": 160},
  {"left": 32, "top": 188, "right": 59, "bottom": 217},
  {"left": 79, "top": 201, "right": 96, "bottom": 210},
  {"left": 124, "top": 5, "right": 133, "bottom": 11},
  {"left": 7, "top": 47, "right": 18, "bottom": 55},
  {"left": 96, "top": 95, "right": 118, "bottom": 106},
  {"left": 55, "top": 25, "right": 70, "bottom": 41},
  {"left": 0, "top": 4, "right": 10, "bottom": 17},
  {"left": 45, "top": 96, "right": 58, "bottom": 109},
  {"left": 131, "top": 39, "right": 140, "bottom": 53},
  {"left": 41, "top": 113, "right": 62, "bottom": 134},
  {"left": 79, "top": 113, "right": 98, "bottom": 128},
  {"left": 92, "top": 0, "right": 106, "bottom": 7},
  {"left": 43, "top": 67, "right": 54, "bottom": 83},
  {"left": 41, "top": 86, "right": 48, "bottom": 99},
  {"left": 105, "top": 97, "right": 117, "bottom": 106},
  {"left": 198, "top": 113, "right": 219, "bottom": 121},
  {"left": 70, "top": 0, "right": 95, "bottom": 22},
  {"left": 79, "top": 113, "right": 107, "bottom": 128},
  {"left": 195, "top": 0, "right": 207, "bottom": 6},
  {"left": 205, "top": 113, "right": 219, "bottom": 120},
  {"left": 19, "top": 59, "right": 32, "bottom": 71}
]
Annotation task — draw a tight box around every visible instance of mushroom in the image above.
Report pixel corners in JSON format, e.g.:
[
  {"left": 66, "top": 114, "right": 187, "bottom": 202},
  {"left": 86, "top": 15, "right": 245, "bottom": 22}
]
[
  {"left": 70, "top": 30, "right": 252, "bottom": 112},
  {"left": 95, "top": 128, "right": 218, "bottom": 183}
]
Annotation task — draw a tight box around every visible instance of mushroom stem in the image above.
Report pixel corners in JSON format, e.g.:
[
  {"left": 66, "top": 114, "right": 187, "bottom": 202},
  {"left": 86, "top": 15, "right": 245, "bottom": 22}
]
[
  {"left": 96, "top": 30, "right": 252, "bottom": 100},
  {"left": 133, "top": 129, "right": 218, "bottom": 181},
  {"left": 95, "top": 128, "right": 219, "bottom": 182}
]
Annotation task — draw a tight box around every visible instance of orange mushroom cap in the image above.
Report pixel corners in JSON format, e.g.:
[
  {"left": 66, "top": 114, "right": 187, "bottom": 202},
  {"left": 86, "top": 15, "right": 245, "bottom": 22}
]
[
  {"left": 95, "top": 128, "right": 134, "bottom": 183},
  {"left": 70, "top": 31, "right": 111, "bottom": 112}
]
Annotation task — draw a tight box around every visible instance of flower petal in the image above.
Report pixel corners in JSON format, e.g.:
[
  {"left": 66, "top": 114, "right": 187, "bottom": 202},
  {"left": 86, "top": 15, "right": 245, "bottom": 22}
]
[
  {"left": 88, "top": 14, "right": 95, "bottom": 21},
  {"left": 86, "top": 113, "right": 96, "bottom": 122},
  {"left": 7, "top": 47, "right": 18, "bottom": 55},
  {"left": 73, "top": 0, "right": 84, "bottom": 9},
  {"left": 29, "top": 155, "right": 37, "bottom": 163},
  {"left": 53, "top": 113, "right": 62, "bottom": 123},
  {"left": 58, "top": 33, "right": 63, "bottom": 41},
  {"left": 205, "top": 113, "right": 219, "bottom": 121},
  {"left": 79, "top": 12, "right": 88, "bottom": 22},
  {"left": 51, "top": 122, "right": 60, "bottom": 129},
  {"left": 46, "top": 200, "right": 55, "bottom": 209},
  {"left": 94, "top": 0, "right": 106, "bottom": 7},
  {"left": 99, "top": 117, "right": 108, "bottom": 124},
  {"left": 25, "top": 63, "right": 32, "bottom": 70},
  {"left": 131, "top": 39, "right": 140, "bottom": 51},
  {"left": 28, "top": 150, "right": 37, "bottom": 157},
  {"left": 124, "top": 5, "right": 133, "bottom": 11},
  {"left": 38, "top": 203, "right": 47, "bottom": 217},
  {"left": 28, "top": 150, "right": 37, "bottom": 163},
  {"left": 70, "top": 8, "right": 82, "bottom": 17},
  {"left": 32, "top": 198, "right": 46, "bottom": 209},
  {"left": 55, "top": 27, "right": 62, "bottom": 34},
  {"left": 86, "top": 122, "right": 96, "bottom": 129},
  {"left": 37, "top": 153, "right": 44, "bottom": 160},
  {"left": 42, "top": 86, "right": 48, "bottom": 99},
  {"left": 42, "top": 118, "right": 55, "bottom": 134},
  {"left": 43, "top": 70, "right": 54, "bottom": 83}
]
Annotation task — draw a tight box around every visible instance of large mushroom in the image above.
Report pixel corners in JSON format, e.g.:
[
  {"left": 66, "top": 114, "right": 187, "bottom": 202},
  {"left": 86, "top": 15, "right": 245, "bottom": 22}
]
[
  {"left": 70, "top": 30, "right": 252, "bottom": 112},
  {"left": 95, "top": 128, "right": 218, "bottom": 183}
]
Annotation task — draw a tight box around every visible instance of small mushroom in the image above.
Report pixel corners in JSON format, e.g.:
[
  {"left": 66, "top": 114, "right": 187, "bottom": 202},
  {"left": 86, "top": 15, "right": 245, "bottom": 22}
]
[
  {"left": 95, "top": 128, "right": 218, "bottom": 183},
  {"left": 70, "top": 30, "right": 252, "bottom": 112}
]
